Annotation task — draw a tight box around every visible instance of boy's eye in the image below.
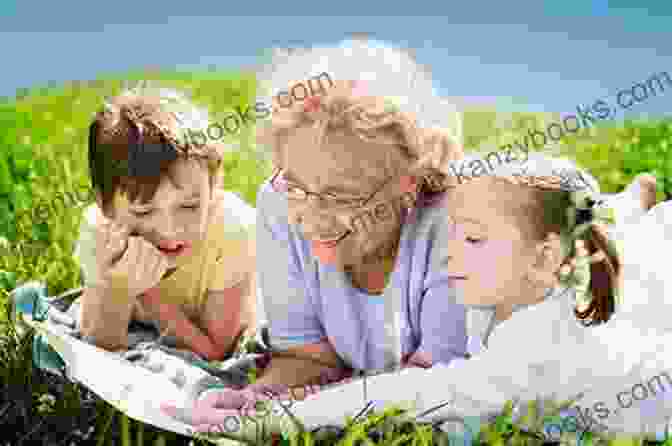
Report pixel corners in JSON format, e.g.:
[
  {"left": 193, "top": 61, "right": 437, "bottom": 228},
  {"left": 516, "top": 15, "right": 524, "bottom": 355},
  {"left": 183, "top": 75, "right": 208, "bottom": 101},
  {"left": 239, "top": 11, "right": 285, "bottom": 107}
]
[{"left": 131, "top": 209, "right": 153, "bottom": 217}]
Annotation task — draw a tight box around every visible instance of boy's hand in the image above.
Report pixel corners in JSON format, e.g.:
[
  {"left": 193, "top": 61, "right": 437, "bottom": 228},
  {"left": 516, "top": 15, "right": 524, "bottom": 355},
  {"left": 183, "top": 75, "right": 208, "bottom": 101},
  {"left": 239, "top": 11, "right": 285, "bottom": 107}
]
[{"left": 95, "top": 222, "right": 169, "bottom": 298}]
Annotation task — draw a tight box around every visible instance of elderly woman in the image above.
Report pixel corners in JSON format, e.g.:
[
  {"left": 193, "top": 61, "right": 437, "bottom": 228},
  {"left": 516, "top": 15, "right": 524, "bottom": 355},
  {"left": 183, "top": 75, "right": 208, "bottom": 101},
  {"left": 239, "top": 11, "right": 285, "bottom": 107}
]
[
  {"left": 252, "top": 40, "right": 470, "bottom": 383},
  {"left": 162, "top": 38, "right": 468, "bottom": 425}
]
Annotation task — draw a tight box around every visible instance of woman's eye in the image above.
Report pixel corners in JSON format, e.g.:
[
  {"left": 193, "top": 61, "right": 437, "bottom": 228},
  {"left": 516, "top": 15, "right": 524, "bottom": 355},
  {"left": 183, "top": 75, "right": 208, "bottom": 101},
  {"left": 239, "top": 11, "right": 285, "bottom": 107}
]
[
  {"left": 287, "top": 186, "right": 307, "bottom": 197},
  {"left": 466, "top": 236, "right": 484, "bottom": 244}
]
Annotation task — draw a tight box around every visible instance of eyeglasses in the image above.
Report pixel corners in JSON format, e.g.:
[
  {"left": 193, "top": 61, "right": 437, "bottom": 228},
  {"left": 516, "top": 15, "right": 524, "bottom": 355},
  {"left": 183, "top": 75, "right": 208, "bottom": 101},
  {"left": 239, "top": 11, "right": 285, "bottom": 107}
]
[{"left": 270, "top": 168, "right": 397, "bottom": 209}]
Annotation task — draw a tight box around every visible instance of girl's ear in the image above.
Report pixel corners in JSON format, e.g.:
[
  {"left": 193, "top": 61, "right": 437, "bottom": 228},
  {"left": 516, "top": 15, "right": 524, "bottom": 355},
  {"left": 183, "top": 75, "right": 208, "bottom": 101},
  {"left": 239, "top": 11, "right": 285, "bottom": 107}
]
[{"left": 525, "top": 232, "right": 564, "bottom": 288}]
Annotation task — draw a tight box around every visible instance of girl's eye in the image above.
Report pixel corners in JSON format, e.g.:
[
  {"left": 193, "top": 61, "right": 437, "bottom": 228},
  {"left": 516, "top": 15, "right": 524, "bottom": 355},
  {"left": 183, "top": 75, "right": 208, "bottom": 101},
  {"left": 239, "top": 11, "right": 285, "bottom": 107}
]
[{"left": 466, "top": 236, "right": 484, "bottom": 244}]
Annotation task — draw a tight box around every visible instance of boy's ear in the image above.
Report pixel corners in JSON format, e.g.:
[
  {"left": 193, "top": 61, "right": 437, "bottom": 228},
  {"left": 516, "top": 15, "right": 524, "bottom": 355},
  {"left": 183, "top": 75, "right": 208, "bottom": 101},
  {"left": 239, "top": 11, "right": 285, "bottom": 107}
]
[
  {"left": 94, "top": 191, "right": 104, "bottom": 211},
  {"left": 95, "top": 191, "right": 115, "bottom": 220},
  {"left": 527, "top": 233, "right": 564, "bottom": 287}
]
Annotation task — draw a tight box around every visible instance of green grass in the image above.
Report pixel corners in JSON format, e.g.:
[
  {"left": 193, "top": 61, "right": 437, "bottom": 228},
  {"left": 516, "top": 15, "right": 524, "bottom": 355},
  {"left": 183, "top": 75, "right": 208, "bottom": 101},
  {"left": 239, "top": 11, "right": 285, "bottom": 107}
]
[{"left": 0, "top": 69, "right": 671, "bottom": 445}]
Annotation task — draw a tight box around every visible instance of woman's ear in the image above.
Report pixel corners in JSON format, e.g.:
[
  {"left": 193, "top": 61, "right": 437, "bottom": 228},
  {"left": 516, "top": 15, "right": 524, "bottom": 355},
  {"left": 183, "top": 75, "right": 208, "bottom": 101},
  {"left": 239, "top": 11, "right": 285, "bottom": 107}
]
[{"left": 525, "top": 232, "right": 564, "bottom": 288}]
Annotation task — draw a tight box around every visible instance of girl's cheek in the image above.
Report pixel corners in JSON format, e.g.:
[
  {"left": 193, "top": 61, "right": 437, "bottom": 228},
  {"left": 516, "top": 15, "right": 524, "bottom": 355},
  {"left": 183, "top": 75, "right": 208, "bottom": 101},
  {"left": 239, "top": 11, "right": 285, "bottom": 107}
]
[{"left": 463, "top": 240, "right": 514, "bottom": 285}]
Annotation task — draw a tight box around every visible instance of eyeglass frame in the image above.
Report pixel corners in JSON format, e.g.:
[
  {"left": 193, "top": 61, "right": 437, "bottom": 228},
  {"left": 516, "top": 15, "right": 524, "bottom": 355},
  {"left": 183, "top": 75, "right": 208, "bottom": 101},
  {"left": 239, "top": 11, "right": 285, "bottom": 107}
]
[{"left": 270, "top": 168, "right": 404, "bottom": 210}]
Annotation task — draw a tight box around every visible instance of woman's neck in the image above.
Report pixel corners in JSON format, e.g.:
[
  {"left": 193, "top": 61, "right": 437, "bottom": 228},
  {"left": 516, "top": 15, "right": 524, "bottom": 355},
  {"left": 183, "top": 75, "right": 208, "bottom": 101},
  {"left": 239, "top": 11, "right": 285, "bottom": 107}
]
[{"left": 346, "top": 227, "right": 402, "bottom": 294}]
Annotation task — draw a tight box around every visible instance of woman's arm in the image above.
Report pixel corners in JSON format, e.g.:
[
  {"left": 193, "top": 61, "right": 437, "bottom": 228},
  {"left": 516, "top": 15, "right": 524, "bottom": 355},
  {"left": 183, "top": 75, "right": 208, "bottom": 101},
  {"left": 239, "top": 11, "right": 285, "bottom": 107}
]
[{"left": 255, "top": 341, "right": 344, "bottom": 388}]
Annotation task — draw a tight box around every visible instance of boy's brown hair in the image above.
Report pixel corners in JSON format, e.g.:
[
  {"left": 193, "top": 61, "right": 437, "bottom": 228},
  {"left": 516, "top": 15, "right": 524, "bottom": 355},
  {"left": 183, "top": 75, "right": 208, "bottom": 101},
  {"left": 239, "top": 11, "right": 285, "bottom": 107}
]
[{"left": 88, "top": 87, "right": 225, "bottom": 211}]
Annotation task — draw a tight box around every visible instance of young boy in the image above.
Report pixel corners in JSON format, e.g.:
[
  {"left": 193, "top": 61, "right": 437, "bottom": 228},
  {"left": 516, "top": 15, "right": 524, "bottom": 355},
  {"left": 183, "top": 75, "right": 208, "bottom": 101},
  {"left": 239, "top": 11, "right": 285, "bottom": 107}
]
[{"left": 75, "top": 87, "right": 257, "bottom": 360}]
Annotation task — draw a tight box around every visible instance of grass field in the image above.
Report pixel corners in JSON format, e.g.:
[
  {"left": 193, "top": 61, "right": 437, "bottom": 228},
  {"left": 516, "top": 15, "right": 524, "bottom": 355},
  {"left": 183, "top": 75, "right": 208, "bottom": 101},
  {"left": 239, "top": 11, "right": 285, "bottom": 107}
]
[{"left": 0, "top": 70, "right": 670, "bottom": 445}]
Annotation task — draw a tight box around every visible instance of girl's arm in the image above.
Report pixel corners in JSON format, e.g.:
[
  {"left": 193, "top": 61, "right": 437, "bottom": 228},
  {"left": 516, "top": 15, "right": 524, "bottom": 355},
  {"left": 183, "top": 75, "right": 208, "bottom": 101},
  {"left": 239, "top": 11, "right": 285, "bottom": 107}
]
[{"left": 283, "top": 305, "right": 634, "bottom": 431}]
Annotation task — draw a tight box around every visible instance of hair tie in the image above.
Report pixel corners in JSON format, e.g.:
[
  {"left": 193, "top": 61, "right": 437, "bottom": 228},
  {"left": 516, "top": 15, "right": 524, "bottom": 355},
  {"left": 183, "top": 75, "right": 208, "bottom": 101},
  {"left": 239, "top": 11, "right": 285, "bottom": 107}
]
[{"left": 559, "top": 191, "right": 618, "bottom": 310}]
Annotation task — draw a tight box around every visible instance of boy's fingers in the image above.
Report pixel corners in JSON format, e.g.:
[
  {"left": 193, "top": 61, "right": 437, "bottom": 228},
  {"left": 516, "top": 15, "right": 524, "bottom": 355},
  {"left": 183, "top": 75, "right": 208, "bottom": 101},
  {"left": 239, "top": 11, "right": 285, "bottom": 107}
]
[
  {"left": 120, "top": 237, "right": 140, "bottom": 266},
  {"left": 98, "top": 222, "right": 114, "bottom": 246}
]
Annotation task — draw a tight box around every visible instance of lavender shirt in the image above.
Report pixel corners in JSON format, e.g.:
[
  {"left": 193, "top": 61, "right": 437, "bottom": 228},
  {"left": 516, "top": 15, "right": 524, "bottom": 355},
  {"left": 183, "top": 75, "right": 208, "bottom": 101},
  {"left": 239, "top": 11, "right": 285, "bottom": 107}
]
[{"left": 256, "top": 181, "right": 467, "bottom": 372}]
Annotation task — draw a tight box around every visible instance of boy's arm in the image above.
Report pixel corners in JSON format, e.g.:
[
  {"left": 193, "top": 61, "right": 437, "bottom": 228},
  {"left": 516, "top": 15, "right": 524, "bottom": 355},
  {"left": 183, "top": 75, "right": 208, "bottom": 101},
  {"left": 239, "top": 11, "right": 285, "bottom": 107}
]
[
  {"left": 79, "top": 284, "right": 134, "bottom": 351},
  {"left": 199, "top": 278, "right": 256, "bottom": 360},
  {"left": 138, "top": 289, "right": 229, "bottom": 361}
]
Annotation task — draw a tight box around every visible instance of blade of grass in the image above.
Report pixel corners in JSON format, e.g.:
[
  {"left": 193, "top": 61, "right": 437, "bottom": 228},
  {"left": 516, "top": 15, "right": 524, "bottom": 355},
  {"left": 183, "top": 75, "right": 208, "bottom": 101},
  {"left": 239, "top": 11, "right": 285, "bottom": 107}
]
[
  {"left": 136, "top": 420, "right": 144, "bottom": 446},
  {"left": 121, "top": 413, "right": 130, "bottom": 446},
  {"left": 96, "top": 405, "right": 116, "bottom": 446}
]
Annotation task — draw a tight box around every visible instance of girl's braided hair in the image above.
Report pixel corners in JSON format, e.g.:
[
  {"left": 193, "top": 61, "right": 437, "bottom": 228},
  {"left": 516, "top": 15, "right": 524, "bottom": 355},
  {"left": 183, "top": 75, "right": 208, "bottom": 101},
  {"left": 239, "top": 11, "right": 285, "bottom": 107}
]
[
  {"left": 496, "top": 173, "right": 620, "bottom": 325},
  {"left": 450, "top": 153, "right": 621, "bottom": 325}
]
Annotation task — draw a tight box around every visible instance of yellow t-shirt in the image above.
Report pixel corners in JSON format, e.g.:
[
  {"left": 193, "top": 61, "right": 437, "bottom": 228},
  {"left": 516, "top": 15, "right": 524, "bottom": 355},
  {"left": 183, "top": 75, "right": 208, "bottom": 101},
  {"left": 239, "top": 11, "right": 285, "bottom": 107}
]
[{"left": 75, "top": 190, "right": 256, "bottom": 320}]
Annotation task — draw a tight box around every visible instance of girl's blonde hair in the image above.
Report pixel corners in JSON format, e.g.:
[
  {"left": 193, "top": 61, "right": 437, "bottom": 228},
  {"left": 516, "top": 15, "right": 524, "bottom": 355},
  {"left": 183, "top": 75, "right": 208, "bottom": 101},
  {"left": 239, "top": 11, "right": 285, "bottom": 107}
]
[
  {"left": 256, "top": 38, "right": 464, "bottom": 197},
  {"left": 89, "top": 85, "right": 227, "bottom": 209}
]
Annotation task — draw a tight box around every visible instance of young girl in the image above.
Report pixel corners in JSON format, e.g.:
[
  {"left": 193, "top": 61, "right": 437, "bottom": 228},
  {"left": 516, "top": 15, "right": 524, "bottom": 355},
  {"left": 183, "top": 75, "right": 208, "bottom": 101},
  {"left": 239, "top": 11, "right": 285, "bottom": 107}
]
[
  {"left": 240, "top": 153, "right": 672, "bottom": 439},
  {"left": 75, "top": 86, "right": 257, "bottom": 360}
]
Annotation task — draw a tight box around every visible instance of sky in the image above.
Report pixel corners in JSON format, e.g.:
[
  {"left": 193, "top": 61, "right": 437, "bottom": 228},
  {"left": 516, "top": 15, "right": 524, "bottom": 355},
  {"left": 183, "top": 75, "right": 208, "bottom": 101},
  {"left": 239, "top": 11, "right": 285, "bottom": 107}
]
[{"left": 1, "top": 0, "right": 670, "bottom": 119}]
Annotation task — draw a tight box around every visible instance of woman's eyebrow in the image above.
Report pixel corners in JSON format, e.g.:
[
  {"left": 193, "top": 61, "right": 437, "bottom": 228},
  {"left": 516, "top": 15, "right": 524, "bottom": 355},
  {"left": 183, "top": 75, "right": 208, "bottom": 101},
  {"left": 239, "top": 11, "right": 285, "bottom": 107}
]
[
  {"left": 282, "top": 171, "right": 310, "bottom": 188},
  {"left": 322, "top": 185, "right": 362, "bottom": 196}
]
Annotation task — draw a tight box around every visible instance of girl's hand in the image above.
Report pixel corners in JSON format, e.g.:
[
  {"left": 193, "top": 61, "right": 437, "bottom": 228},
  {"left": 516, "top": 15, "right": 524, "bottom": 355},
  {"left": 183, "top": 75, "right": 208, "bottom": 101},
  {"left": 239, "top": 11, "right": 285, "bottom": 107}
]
[
  {"left": 95, "top": 222, "right": 169, "bottom": 298},
  {"left": 161, "top": 383, "right": 321, "bottom": 431}
]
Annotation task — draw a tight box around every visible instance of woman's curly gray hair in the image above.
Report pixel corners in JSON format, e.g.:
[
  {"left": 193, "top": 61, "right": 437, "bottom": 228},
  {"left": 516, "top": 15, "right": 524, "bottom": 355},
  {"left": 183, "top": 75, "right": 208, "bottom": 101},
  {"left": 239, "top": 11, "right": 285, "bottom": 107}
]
[{"left": 255, "top": 38, "right": 464, "bottom": 194}]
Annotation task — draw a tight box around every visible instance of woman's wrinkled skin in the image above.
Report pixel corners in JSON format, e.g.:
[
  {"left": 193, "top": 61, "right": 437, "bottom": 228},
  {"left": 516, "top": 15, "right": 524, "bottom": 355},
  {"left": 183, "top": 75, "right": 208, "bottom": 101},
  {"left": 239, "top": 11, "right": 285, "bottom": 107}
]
[{"left": 280, "top": 125, "right": 418, "bottom": 272}]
